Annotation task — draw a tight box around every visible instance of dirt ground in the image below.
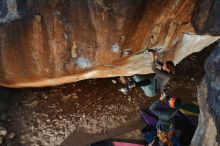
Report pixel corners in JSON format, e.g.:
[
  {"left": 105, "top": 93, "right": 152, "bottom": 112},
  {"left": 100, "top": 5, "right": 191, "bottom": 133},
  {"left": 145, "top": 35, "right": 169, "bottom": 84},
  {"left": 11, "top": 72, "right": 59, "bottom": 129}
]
[
  {"left": 7, "top": 77, "right": 152, "bottom": 146},
  {"left": 1, "top": 43, "right": 215, "bottom": 146}
]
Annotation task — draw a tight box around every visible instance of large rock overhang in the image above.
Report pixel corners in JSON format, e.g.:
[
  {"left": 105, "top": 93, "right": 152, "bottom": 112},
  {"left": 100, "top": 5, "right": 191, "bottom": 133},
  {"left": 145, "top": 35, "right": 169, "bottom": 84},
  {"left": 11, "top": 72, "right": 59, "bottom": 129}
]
[{"left": 0, "top": 0, "right": 219, "bottom": 88}]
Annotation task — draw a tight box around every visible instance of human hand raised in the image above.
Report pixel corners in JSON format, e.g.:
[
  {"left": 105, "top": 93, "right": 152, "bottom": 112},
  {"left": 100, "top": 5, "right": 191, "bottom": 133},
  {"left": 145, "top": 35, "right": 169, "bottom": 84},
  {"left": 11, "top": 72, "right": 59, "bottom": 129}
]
[
  {"left": 159, "top": 93, "right": 166, "bottom": 101},
  {"left": 150, "top": 52, "right": 157, "bottom": 61}
]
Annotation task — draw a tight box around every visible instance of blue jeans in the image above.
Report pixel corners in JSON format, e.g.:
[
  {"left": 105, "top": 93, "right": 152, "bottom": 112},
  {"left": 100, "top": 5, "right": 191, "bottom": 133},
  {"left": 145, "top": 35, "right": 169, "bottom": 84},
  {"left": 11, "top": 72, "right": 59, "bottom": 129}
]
[{"left": 133, "top": 75, "right": 156, "bottom": 97}]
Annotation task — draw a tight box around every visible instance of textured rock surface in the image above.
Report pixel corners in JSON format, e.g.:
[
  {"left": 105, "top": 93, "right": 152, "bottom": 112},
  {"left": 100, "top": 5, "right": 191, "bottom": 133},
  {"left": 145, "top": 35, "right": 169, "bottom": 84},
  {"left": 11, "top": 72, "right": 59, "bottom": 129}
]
[
  {"left": 205, "top": 43, "right": 220, "bottom": 143},
  {"left": 191, "top": 43, "right": 220, "bottom": 146},
  {"left": 0, "top": 0, "right": 219, "bottom": 87},
  {"left": 192, "top": 0, "right": 220, "bottom": 35},
  {"left": 0, "top": 0, "right": 20, "bottom": 23},
  {"left": 191, "top": 79, "right": 218, "bottom": 146}
]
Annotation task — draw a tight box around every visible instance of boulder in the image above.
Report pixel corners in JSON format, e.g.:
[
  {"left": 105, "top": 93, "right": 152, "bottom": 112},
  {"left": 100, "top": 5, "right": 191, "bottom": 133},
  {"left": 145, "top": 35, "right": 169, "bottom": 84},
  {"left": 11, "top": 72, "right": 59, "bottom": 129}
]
[
  {"left": 191, "top": 42, "right": 220, "bottom": 145},
  {"left": 0, "top": 0, "right": 219, "bottom": 87}
]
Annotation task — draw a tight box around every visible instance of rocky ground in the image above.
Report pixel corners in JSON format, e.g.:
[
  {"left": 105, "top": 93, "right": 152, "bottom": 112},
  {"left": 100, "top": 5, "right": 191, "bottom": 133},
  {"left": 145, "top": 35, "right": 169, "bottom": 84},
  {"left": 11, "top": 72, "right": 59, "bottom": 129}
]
[{"left": 0, "top": 43, "right": 216, "bottom": 146}]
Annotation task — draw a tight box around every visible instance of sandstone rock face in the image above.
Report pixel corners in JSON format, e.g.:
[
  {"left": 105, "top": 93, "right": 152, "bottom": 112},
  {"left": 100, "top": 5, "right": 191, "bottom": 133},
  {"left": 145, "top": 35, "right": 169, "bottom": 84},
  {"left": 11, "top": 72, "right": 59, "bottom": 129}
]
[{"left": 0, "top": 0, "right": 219, "bottom": 87}]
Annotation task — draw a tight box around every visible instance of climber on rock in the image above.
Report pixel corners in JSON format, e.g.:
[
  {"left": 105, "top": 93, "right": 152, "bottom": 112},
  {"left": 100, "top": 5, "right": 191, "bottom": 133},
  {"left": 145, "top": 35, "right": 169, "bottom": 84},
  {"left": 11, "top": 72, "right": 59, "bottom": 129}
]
[{"left": 122, "top": 49, "right": 175, "bottom": 97}]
